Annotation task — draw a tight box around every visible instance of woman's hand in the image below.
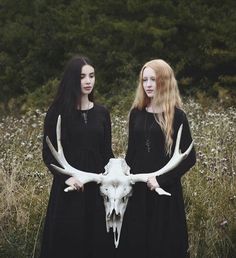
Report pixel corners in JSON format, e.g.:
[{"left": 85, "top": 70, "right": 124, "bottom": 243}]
[
  {"left": 65, "top": 177, "right": 84, "bottom": 192},
  {"left": 147, "top": 176, "right": 160, "bottom": 191}
]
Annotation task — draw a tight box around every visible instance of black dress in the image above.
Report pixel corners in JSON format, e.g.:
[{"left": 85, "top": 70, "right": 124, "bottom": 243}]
[
  {"left": 40, "top": 104, "right": 115, "bottom": 258},
  {"left": 116, "top": 107, "right": 196, "bottom": 258}
]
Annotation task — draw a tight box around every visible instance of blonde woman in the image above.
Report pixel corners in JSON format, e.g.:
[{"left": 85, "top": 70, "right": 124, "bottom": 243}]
[{"left": 117, "top": 59, "right": 196, "bottom": 258}]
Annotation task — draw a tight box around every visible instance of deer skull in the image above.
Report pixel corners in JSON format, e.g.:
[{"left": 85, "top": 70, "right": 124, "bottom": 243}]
[
  {"left": 100, "top": 158, "right": 133, "bottom": 247},
  {"left": 46, "top": 115, "right": 193, "bottom": 247}
]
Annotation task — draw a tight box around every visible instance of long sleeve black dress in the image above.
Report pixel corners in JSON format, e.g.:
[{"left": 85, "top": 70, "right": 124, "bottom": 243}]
[
  {"left": 116, "top": 107, "right": 196, "bottom": 258},
  {"left": 40, "top": 104, "right": 115, "bottom": 258}
]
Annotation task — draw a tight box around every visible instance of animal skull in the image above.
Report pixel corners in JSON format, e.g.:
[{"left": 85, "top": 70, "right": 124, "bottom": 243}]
[
  {"left": 46, "top": 115, "right": 193, "bottom": 247},
  {"left": 100, "top": 158, "right": 133, "bottom": 247}
]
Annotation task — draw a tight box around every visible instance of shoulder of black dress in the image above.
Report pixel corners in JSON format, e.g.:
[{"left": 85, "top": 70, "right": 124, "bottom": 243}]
[
  {"left": 130, "top": 107, "right": 142, "bottom": 115},
  {"left": 93, "top": 103, "right": 110, "bottom": 114},
  {"left": 174, "top": 107, "right": 188, "bottom": 125},
  {"left": 175, "top": 107, "right": 186, "bottom": 117},
  {"left": 45, "top": 104, "right": 60, "bottom": 120}
]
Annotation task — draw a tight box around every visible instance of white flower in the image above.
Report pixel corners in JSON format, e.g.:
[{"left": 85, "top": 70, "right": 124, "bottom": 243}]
[{"left": 26, "top": 154, "right": 33, "bottom": 160}]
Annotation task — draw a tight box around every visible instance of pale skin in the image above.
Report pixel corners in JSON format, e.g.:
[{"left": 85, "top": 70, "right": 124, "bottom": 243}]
[
  {"left": 66, "top": 65, "right": 160, "bottom": 192},
  {"left": 65, "top": 64, "right": 95, "bottom": 192},
  {"left": 142, "top": 66, "right": 161, "bottom": 191}
]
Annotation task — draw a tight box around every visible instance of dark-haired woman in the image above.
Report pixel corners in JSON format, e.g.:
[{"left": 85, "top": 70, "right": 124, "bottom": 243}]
[{"left": 40, "top": 56, "right": 115, "bottom": 258}]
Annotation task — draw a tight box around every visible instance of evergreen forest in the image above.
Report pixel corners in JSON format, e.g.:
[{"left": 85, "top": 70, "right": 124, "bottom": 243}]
[
  {"left": 0, "top": 1, "right": 236, "bottom": 257},
  {"left": 0, "top": 0, "right": 235, "bottom": 112}
]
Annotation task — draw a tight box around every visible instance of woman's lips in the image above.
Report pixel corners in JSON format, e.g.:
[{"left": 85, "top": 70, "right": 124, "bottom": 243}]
[{"left": 84, "top": 87, "right": 92, "bottom": 91}]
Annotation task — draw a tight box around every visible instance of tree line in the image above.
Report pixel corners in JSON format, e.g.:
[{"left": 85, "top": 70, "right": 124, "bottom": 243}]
[{"left": 0, "top": 0, "right": 235, "bottom": 111}]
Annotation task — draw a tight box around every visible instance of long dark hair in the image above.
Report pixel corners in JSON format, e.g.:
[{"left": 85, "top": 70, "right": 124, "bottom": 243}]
[{"left": 51, "top": 55, "right": 94, "bottom": 115}]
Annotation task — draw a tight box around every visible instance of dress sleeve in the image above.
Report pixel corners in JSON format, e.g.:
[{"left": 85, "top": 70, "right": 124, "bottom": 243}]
[
  {"left": 103, "top": 108, "right": 114, "bottom": 166},
  {"left": 156, "top": 112, "right": 196, "bottom": 187},
  {"left": 125, "top": 109, "right": 136, "bottom": 167},
  {"left": 42, "top": 107, "right": 68, "bottom": 179}
]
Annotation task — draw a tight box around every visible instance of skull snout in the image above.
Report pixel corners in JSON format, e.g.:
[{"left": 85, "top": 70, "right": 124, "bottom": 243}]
[{"left": 107, "top": 198, "right": 122, "bottom": 217}]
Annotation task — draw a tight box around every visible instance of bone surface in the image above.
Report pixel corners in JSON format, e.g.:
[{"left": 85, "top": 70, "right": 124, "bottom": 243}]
[{"left": 46, "top": 115, "right": 193, "bottom": 247}]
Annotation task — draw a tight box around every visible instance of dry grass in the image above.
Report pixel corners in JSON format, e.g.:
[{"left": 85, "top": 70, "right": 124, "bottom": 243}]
[
  {"left": 0, "top": 110, "right": 51, "bottom": 258},
  {"left": 0, "top": 100, "right": 235, "bottom": 257},
  {"left": 184, "top": 101, "right": 236, "bottom": 257}
]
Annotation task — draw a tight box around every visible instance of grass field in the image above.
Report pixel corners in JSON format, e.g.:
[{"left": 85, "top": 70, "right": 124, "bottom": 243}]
[{"left": 0, "top": 99, "right": 235, "bottom": 257}]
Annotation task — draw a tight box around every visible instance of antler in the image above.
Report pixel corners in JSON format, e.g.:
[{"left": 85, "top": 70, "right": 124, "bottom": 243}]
[
  {"left": 130, "top": 124, "right": 194, "bottom": 195},
  {"left": 45, "top": 116, "right": 193, "bottom": 248},
  {"left": 46, "top": 115, "right": 102, "bottom": 188}
]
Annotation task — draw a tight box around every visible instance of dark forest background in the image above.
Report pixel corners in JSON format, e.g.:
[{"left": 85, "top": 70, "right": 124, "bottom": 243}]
[
  {"left": 0, "top": 2, "right": 236, "bottom": 257},
  {"left": 0, "top": 0, "right": 235, "bottom": 113}
]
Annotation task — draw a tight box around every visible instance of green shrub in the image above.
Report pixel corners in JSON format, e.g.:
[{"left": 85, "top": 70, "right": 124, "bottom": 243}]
[{"left": 21, "top": 78, "right": 59, "bottom": 112}]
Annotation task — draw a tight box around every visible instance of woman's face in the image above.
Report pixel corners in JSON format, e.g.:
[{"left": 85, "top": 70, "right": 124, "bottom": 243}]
[
  {"left": 142, "top": 66, "right": 157, "bottom": 98},
  {"left": 80, "top": 64, "right": 95, "bottom": 95}
]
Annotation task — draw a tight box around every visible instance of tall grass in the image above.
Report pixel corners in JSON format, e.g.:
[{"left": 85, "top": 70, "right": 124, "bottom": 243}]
[
  {"left": 0, "top": 110, "right": 50, "bottom": 258},
  {"left": 0, "top": 100, "right": 235, "bottom": 257},
  {"left": 184, "top": 100, "right": 236, "bottom": 258}
]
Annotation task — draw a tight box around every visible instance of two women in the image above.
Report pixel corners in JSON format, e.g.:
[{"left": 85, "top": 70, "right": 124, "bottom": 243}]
[{"left": 41, "top": 57, "right": 196, "bottom": 258}]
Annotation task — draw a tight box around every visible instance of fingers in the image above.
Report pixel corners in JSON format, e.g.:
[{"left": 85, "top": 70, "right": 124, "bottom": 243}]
[
  {"left": 147, "top": 177, "right": 159, "bottom": 191},
  {"left": 147, "top": 181, "right": 155, "bottom": 191},
  {"left": 74, "top": 183, "right": 84, "bottom": 192},
  {"left": 147, "top": 182, "right": 157, "bottom": 191},
  {"left": 64, "top": 186, "right": 76, "bottom": 192},
  {"left": 64, "top": 184, "right": 84, "bottom": 192},
  {"left": 65, "top": 177, "right": 84, "bottom": 192}
]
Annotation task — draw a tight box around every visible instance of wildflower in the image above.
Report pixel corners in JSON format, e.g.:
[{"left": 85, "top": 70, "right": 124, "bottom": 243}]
[
  {"left": 26, "top": 154, "right": 33, "bottom": 160},
  {"left": 229, "top": 195, "right": 236, "bottom": 201},
  {"left": 219, "top": 220, "right": 228, "bottom": 227}
]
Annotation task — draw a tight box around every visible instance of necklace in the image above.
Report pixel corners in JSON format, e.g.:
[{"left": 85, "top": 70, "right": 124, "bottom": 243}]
[
  {"left": 144, "top": 112, "right": 156, "bottom": 152},
  {"left": 81, "top": 102, "right": 90, "bottom": 124}
]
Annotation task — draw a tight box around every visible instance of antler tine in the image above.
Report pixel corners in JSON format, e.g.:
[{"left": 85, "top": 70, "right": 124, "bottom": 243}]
[
  {"left": 46, "top": 136, "right": 66, "bottom": 169},
  {"left": 182, "top": 141, "right": 194, "bottom": 159},
  {"left": 46, "top": 115, "right": 102, "bottom": 184},
  {"left": 172, "top": 123, "right": 193, "bottom": 159},
  {"left": 131, "top": 124, "right": 194, "bottom": 183},
  {"left": 56, "top": 115, "right": 63, "bottom": 156},
  {"left": 174, "top": 123, "right": 183, "bottom": 154},
  {"left": 46, "top": 115, "right": 70, "bottom": 170}
]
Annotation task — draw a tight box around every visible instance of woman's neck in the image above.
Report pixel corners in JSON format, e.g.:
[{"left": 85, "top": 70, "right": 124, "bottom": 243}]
[
  {"left": 79, "top": 95, "right": 93, "bottom": 110},
  {"left": 146, "top": 99, "right": 163, "bottom": 113}
]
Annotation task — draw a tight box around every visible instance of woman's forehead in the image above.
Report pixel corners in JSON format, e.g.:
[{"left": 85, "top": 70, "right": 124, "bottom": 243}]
[{"left": 81, "top": 64, "right": 94, "bottom": 74}]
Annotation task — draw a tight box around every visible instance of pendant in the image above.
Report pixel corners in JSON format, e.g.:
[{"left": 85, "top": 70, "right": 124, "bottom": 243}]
[
  {"left": 82, "top": 112, "right": 88, "bottom": 124},
  {"left": 145, "top": 138, "right": 151, "bottom": 152}
]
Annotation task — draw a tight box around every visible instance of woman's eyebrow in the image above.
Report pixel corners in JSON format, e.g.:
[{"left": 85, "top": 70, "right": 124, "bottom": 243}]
[{"left": 81, "top": 72, "right": 95, "bottom": 76}]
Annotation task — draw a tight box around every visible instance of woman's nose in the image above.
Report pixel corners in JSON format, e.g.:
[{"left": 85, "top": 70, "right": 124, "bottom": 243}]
[
  {"left": 147, "top": 79, "right": 152, "bottom": 87},
  {"left": 85, "top": 76, "right": 91, "bottom": 83}
]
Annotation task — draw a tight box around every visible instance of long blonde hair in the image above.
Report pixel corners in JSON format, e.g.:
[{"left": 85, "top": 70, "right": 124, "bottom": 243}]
[{"left": 132, "top": 59, "right": 183, "bottom": 155}]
